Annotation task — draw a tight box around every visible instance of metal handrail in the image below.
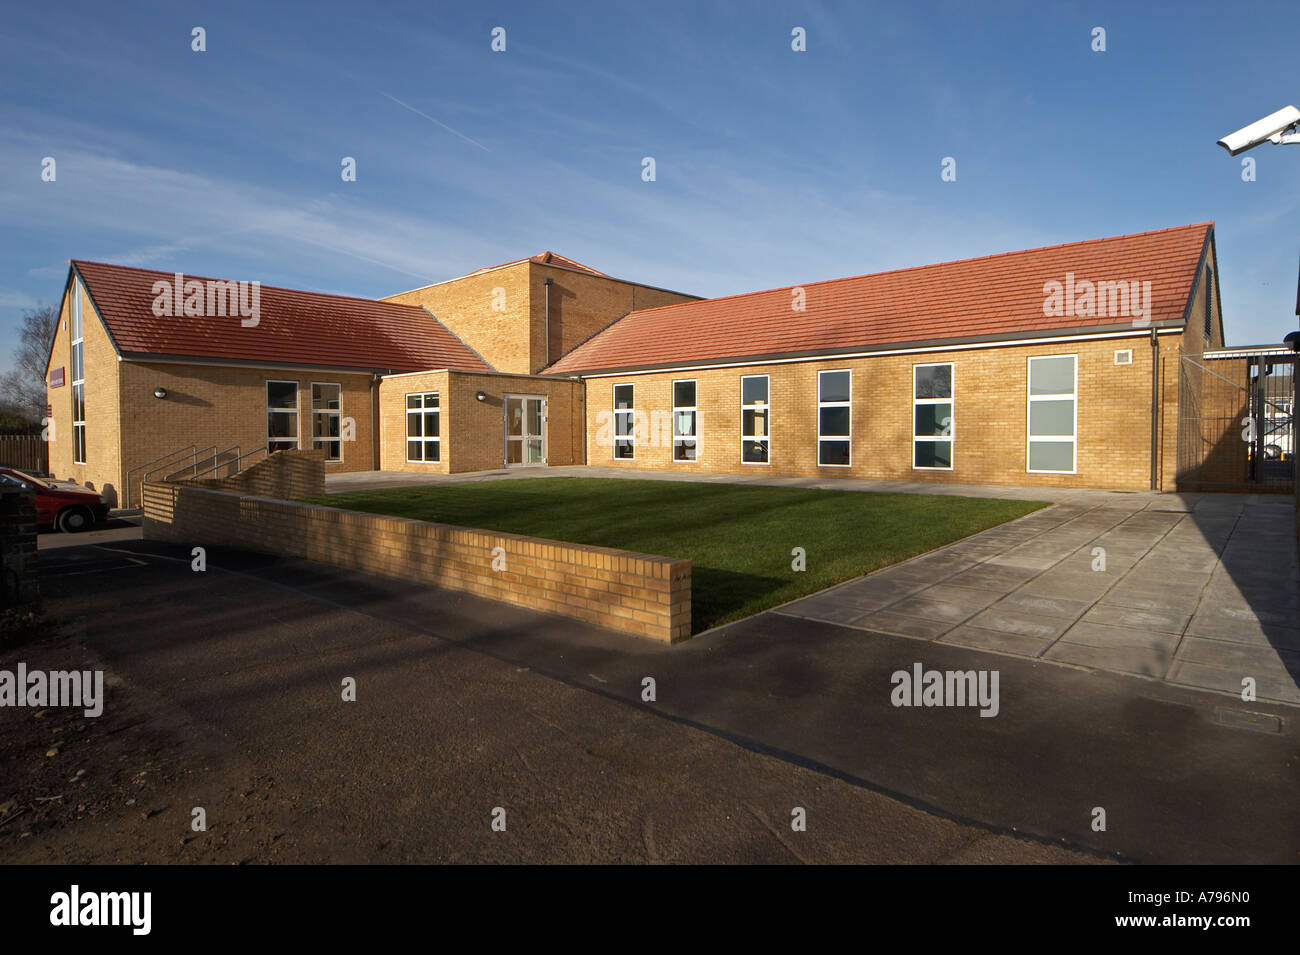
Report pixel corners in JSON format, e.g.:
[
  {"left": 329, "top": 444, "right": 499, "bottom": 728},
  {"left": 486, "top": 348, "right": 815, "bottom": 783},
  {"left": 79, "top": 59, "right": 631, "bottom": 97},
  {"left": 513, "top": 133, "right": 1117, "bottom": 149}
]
[
  {"left": 124, "top": 444, "right": 198, "bottom": 508},
  {"left": 165, "top": 445, "right": 238, "bottom": 482},
  {"left": 189, "top": 445, "right": 268, "bottom": 481},
  {"left": 147, "top": 445, "right": 216, "bottom": 485},
  {"left": 146, "top": 444, "right": 215, "bottom": 485}
]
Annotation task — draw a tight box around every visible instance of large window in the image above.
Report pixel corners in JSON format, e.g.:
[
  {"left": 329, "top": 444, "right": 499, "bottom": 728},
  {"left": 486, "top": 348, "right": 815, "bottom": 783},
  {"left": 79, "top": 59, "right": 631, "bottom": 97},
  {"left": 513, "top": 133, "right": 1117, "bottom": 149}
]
[
  {"left": 311, "top": 383, "right": 341, "bottom": 462},
  {"left": 1027, "top": 355, "right": 1076, "bottom": 473},
  {"left": 406, "top": 393, "right": 440, "bottom": 462},
  {"left": 1203, "top": 266, "right": 1213, "bottom": 339},
  {"left": 613, "top": 384, "right": 634, "bottom": 459},
  {"left": 818, "top": 370, "right": 851, "bottom": 466},
  {"left": 71, "top": 279, "right": 85, "bottom": 464},
  {"left": 741, "top": 375, "right": 769, "bottom": 464},
  {"left": 672, "top": 380, "right": 697, "bottom": 462},
  {"left": 266, "top": 381, "right": 299, "bottom": 454},
  {"left": 913, "top": 363, "right": 953, "bottom": 469}
]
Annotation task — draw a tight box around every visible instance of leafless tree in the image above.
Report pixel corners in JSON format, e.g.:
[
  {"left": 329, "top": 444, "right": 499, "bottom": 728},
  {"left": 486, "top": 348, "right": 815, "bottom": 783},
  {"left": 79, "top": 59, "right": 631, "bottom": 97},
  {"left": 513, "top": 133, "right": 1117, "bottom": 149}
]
[{"left": 1, "top": 303, "right": 59, "bottom": 429}]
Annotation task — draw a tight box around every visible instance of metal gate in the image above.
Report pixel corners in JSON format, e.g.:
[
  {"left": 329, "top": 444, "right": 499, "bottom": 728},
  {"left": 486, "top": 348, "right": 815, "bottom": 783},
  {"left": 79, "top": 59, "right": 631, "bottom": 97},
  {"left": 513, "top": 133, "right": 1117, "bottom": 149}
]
[{"left": 1177, "top": 352, "right": 1295, "bottom": 492}]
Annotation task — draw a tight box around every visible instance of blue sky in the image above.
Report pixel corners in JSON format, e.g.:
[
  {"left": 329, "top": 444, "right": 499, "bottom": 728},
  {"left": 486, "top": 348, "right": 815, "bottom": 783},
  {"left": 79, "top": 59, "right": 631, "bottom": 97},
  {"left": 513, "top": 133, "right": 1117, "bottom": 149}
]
[{"left": 2, "top": 0, "right": 1299, "bottom": 376}]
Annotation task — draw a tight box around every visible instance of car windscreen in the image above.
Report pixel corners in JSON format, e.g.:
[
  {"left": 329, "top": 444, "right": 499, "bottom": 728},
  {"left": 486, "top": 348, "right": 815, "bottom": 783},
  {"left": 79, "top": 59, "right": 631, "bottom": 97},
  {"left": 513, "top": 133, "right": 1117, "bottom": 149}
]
[{"left": 3, "top": 469, "right": 51, "bottom": 489}]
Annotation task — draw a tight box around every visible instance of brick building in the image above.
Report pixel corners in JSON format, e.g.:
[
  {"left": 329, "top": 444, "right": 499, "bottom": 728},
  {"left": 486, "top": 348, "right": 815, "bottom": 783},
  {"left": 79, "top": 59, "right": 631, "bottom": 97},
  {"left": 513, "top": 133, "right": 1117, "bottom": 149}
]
[{"left": 43, "top": 224, "right": 1226, "bottom": 504}]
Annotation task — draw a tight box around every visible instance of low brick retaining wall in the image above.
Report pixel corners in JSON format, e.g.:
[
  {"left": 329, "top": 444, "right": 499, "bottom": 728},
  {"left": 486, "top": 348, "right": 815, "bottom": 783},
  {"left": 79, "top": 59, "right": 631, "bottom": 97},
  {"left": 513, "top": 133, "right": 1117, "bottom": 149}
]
[{"left": 141, "top": 483, "right": 691, "bottom": 643}]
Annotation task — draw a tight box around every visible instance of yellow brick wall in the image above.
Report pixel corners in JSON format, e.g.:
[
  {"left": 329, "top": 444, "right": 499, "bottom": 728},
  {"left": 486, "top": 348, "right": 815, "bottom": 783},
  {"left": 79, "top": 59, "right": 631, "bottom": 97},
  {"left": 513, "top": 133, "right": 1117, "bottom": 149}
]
[
  {"left": 383, "top": 261, "right": 698, "bottom": 375},
  {"left": 379, "top": 370, "right": 584, "bottom": 473},
  {"left": 143, "top": 481, "right": 691, "bottom": 642},
  {"left": 116, "top": 362, "right": 376, "bottom": 506},
  {"left": 581, "top": 336, "right": 1177, "bottom": 490},
  {"left": 383, "top": 263, "right": 532, "bottom": 373},
  {"left": 44, "top": 276, "right": 122, "bottom": 502},
  {"left": 378, "top": 370, "right": 450, "bottom": 473},
  {"left": 529, "top": 263, "right": 698, "bottom": 373}
]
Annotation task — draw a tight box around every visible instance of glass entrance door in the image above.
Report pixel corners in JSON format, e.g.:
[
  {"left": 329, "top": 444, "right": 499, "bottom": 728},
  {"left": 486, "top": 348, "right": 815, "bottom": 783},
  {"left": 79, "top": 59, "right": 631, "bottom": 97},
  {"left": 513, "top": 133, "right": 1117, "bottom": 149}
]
[{"left": 504, "top": 395, "right": 546, "bottom": 466}]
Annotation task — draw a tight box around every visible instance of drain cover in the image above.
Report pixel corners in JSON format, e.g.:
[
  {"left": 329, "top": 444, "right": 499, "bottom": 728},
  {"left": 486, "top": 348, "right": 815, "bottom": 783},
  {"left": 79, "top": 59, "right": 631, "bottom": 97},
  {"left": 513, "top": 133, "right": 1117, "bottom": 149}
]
[{"left": 1216, "top": 708, "right": 1282, "bottom": 733}]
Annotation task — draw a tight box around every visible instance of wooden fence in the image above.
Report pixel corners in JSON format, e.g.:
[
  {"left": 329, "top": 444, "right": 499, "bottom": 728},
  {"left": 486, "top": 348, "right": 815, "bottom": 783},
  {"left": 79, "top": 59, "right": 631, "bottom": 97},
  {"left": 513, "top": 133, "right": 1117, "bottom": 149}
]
[{"left": 0, "top": 435, "right": 48, "bottom": 474}]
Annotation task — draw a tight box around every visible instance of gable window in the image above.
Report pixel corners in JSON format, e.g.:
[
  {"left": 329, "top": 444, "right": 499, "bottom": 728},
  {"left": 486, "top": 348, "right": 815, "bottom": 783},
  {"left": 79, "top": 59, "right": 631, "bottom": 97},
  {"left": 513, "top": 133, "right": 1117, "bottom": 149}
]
[
  {"left": 613, "top": 384, "right": 634, "bottom": 459},
  {"left": 741, "top": 375, "right": 769, "bottom": 464},
  {"left": 672, "top": 380, "right": 697, "bottom": 462},
  {"left": 818, "top": 370, "right": 851, "bottom": 466},
  {"left": 266, "top": 381, "right": 299, "bottom": 454},
  {"left": 406, "top": 393, "right": 440, "bottom": 462},
  {"left": 311, "top": 383, "right": 342, "bottom": 462},
  {"left": 1027, "top": 355, "right": 1076, "bottom": 474},
  {"left": 1203, "top": 266, "right": 1213, "bottom": 339},
  {"left": 70, "top": 279, "right": 86, "bottom": 464},
  {"left": 913, "top": 363, "right": 953, "bottom": 470}
]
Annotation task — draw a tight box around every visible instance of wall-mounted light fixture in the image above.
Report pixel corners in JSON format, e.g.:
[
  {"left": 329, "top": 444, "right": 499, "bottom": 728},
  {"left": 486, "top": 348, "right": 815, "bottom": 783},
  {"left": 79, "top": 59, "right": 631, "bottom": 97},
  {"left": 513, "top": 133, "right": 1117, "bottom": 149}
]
[
  {"left": 475, "top": 390, "right": 487, "bottom": 402},
  {"left": 153, "top": 387, "right": 167, "bottom": 399}
]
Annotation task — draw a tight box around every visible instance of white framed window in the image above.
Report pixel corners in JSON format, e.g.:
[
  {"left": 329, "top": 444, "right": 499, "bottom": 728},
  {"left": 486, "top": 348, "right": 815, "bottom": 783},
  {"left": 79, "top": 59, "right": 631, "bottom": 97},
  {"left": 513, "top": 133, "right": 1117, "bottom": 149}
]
[
  {"left": 672, "top": 379, "right": 698, "bottom": 462},
  {"left": 741, "top": 375, "right": 769, "bottom": 464},
  {"left": 913, "top": 363, "right": 953, "bottom": 470},
  {"left": 267, "top": 381, "right": 299, "bottom": 454},
  {"left": 818, "top": 369, "right": 851, "bottom": 467},
  {"left": 1203, "top": 266, "right": 1213, "bottom": 339},
  {"left": 1114, "top": 349, "right": 1133, "bottom": 366},
  {"left": 406, "top": 393, "right": 440, "bottom": 462},
  {"left": 71, "top": 279, "right": 85, "bottom": 464},
  {"left": 1027, "top": 355, "right": 1077, "bottom": 474},
  {"left": 311, "top": 383, "right": 342, "bottom": 462},
  {"left": 613, "top": 384, "right": 634, "bottom": 459}
]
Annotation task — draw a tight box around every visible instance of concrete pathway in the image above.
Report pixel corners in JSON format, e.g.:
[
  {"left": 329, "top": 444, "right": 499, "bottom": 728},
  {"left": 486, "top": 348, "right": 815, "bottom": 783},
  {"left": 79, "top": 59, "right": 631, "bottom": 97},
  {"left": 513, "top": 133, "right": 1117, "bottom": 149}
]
[{"left": 776, "top": 493, "right": 1300, "bottom": 705}]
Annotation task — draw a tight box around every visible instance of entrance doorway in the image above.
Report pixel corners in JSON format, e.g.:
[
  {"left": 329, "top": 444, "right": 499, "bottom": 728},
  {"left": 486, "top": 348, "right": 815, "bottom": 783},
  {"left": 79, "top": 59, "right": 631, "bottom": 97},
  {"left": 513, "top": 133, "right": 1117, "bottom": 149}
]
[{"left": 504, "top": 395, "right": 546, "bottom": 466}]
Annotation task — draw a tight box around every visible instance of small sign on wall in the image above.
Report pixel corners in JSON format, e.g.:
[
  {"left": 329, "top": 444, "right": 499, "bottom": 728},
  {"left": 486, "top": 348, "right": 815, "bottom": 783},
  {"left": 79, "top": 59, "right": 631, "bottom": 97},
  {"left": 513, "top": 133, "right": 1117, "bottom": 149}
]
[{"left": 48, "top": 367, "right": 65, "bottom": 388}]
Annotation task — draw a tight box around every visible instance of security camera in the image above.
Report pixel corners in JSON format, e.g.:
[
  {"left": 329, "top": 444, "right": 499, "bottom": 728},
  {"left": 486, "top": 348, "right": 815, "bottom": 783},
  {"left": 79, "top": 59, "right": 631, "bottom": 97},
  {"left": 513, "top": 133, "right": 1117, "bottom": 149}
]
[{"left": 1217, "top": 105, "right": 1300, "bottom": 156}]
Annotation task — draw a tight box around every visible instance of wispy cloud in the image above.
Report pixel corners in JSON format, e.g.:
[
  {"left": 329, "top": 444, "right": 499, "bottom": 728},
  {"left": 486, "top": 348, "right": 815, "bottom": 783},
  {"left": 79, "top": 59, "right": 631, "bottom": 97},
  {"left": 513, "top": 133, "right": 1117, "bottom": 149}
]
[{"left": 379, "top": 92, "right": 492, "bottom": 152}]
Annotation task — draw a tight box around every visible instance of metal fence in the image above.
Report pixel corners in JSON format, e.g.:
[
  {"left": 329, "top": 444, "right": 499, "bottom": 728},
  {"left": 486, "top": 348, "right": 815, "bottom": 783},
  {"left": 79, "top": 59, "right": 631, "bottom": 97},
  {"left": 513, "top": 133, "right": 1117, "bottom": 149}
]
[
  {"left": 0, "top": 434, "right": 47, "bottom": 474},
  {"left": 1178, "top": 354, "right": 1295, "bottom": 492}
]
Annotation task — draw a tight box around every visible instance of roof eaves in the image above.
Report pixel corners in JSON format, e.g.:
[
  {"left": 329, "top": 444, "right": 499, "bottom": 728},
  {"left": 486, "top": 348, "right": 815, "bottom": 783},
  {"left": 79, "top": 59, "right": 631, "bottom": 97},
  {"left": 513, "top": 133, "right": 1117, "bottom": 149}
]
[{"left": 555, "top": 319, "right": 1189, "bottom": 377}]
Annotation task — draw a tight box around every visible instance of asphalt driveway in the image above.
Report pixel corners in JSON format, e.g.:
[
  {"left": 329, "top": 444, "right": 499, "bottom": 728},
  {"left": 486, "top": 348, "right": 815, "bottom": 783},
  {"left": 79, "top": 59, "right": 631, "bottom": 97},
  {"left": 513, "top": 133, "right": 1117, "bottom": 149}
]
[{"left": 8, "top": 532, "right": 1296, "bottom": 863}]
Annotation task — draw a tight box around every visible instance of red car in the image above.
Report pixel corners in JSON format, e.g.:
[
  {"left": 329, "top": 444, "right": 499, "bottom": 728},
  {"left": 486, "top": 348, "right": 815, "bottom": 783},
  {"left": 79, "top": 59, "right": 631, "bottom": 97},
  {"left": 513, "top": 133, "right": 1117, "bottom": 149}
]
[{"left": 0, "top": 467, "right": 109, "bottom": 532}]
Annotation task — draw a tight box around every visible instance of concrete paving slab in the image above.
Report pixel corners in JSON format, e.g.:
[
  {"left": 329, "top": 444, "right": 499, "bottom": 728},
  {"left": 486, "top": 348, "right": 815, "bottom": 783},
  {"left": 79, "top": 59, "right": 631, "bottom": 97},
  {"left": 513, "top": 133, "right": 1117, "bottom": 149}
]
[
  {"left": 945, "top": 563, "right": 1040, "bottom": 592},
  {"left": 939, "top": 625, "right": 1056, "bottom": 657},
  {"left": 963, "top": 606, "right": 1073, "bottom": 641},
  {"left": 1176, "top": 636, "right": 1300, "bottom": 677},
  {"left": 1044, "top": 642, "right": 1174, "bottom": 678},
  {"left": 1018, "top": 574, "right": 1114, "bottom": 602},
  {"left": 1047, "top": 622, "right": 1179, "bottom": 676},
  {"left": 1098, "top": 587, "right": 1205, "bottom": 614},
  {"left": 851, "top": 610, "right": 953, "bottom": 641},
  {"left": 1186, "top": 608, "right": 1300, "bottom": 644},
  {"left": 1167, "top": 661, "right": 1300, "bottom": 705},
  {"left": 996, "top": 591, "right": 1094, "bottom": 620},
  {"left": 1080, "top": 604, "right": 1191, "bottom": 634},
  {"left": 885, "top": 585, "right": 1003, "bottom": 624}
]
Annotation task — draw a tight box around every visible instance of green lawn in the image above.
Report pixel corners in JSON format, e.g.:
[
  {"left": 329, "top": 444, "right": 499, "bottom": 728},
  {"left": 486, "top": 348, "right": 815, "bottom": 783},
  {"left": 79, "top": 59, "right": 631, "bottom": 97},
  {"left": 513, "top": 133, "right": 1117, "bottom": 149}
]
[{"left": 305, "top": 478, "right": 1045, "bottom": 633}]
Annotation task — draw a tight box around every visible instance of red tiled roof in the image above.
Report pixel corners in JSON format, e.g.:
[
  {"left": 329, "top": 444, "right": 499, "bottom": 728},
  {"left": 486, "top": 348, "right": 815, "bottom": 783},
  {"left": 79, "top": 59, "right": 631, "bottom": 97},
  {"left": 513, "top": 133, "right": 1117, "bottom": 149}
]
[
  {"left": 545, "top": 224, "right": 1214, "bottom": 375},
  {"left": 467, "top": 251, "right": 608, "bottom": 277},
  {"left": 71, "top": 260, "right": 492, "bottom": 373}
]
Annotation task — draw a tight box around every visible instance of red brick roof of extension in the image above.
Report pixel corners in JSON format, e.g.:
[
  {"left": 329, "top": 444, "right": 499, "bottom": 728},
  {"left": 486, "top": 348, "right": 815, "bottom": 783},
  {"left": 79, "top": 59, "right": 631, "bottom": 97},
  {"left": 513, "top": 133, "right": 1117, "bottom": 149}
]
[
  {"left": 70, "top": 260, "right": 493, "bottom": 374},
  {"left": 467, "top": 251, "right": 609, "bottom": 277},
  {"left": 545, "top": 223, "right": 1214, "bottom": 376}
]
